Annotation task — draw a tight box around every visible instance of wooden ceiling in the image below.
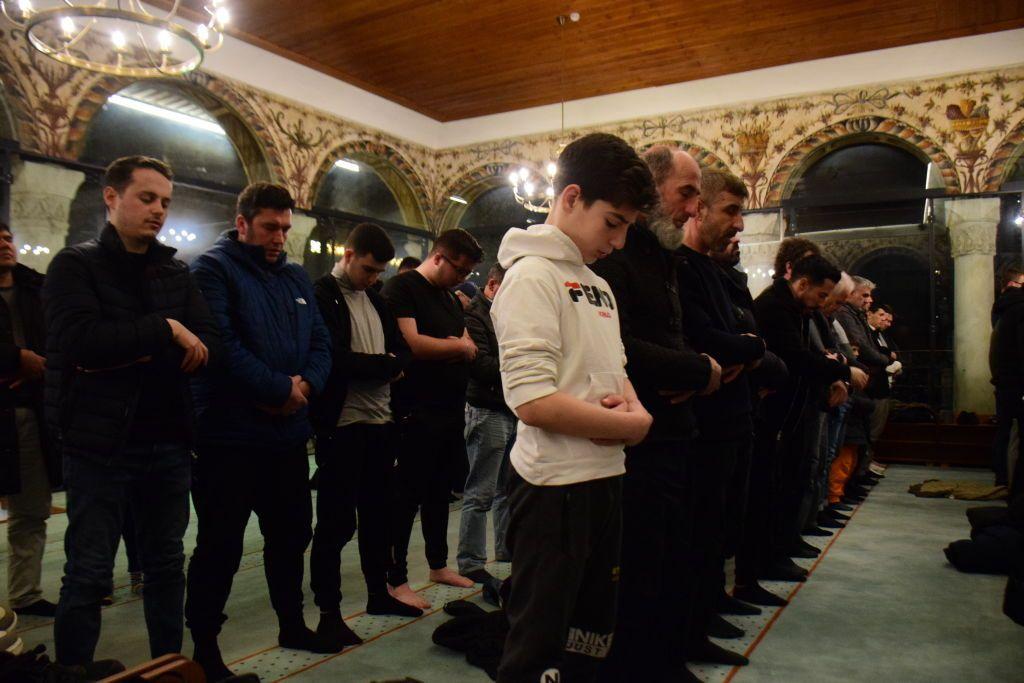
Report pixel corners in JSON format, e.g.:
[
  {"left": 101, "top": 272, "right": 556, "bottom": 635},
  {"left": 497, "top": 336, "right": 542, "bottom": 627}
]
[{"left": 201, "top": 0, "right": 1024, "bottom": 122}]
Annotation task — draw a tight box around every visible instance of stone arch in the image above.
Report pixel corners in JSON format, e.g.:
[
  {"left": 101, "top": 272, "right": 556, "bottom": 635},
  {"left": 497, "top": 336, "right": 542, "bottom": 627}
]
[
  {"left": 635, "top": 140, "right": 733, "bottom": 173},
  {"left": 984, "top": 118, "right": 1024, "bottom": 190},
  {"left": 766, "top": 117, "right": 960, "bottom": 206},
  {"left": 438, "top": 161, "right": 530, "bottom": 232},
  {"left": 310, "top": 139, "right": 429, "bottom": 228},
  {"left": 850, "top": 244, "right": 930, "bottom": 274},
  {"left": 64, "top": 74, "right": 275, "bottom": 184}
]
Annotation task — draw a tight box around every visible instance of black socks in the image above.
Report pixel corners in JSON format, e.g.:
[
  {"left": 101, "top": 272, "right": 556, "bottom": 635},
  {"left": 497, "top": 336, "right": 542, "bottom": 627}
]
[{"left": 367, "top": 592, "right": 424, "bottom": 618}]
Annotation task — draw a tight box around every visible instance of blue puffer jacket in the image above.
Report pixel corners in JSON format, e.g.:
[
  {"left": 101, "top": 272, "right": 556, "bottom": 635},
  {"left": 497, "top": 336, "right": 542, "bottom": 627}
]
[{"left": 190, "top": 230, "right": 331, "bottom": 449}]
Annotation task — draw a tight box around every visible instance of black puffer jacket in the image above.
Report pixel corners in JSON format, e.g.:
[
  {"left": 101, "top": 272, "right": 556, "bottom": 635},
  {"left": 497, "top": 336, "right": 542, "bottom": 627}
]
[
  {"left": 589, "top": 223, "right": 711, "bottom": 443},
  {"left": 990, "top": 288, "right": 1024, "bottom": 392},
  {"left": 43, "top": 224, "right": 222, "bottom": 459},
  {"left": 0, "top": 264, "right": 58, "bottom": 495},
  {"left": 464, "top": 291, "right": 510, "bottom": 414},
  {"left": 309, "top": 272, "right": 411, "bottom": 433}
]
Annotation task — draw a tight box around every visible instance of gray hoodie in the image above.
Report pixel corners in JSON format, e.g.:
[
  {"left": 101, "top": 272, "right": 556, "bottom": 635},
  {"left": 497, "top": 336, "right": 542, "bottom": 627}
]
[{"left": 491, "top": 224, "right": 628, "bottom": 486}]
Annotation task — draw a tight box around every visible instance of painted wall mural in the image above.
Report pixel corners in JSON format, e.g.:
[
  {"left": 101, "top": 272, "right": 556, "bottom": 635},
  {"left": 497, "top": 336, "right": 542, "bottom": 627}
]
[{"left": 3, "top": 23, "right": 1024, "bottom": 234}]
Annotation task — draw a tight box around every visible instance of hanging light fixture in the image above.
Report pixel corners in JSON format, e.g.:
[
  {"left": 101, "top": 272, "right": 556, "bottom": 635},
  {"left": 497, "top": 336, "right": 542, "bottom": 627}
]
[
  {"left": 509, "top": 12, "right": 579, "bottom": 214},
  {"left": 0, "top": 0, "right": 230, "bottom": 77}
]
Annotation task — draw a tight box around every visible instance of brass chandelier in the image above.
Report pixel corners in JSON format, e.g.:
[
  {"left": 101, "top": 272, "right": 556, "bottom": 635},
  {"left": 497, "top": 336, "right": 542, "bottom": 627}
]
[{"left": 0, "top": 0, "right": 230, "bottom": 77}]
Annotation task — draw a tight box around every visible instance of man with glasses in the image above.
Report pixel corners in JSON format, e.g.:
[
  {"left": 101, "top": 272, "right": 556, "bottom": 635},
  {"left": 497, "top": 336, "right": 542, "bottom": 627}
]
[{"left": 381, "top": 229, "right": 483, "bottom": 609}]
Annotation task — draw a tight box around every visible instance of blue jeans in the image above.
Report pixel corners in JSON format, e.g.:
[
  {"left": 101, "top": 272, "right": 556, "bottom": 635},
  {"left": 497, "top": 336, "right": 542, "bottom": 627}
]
[
  {"left": 457, "top": 406, "right": 515, "bottom": 574},
  {"left": 54, "top": 443, "right": 191, "bottom": 665}
]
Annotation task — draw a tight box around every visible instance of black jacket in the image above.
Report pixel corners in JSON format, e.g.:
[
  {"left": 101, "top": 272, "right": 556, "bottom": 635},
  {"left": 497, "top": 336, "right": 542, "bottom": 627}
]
[
  {"left": 676, "top": 246, "right": 765, "bottom": 440},
  {"left": 309, "top": 272, "right": 411, "bottom": 433},
  {"left": 753, "top": 278, "right": 851, "bottom": 434},
  {"left": 718, "top": 265, "right": 788, "bottom": 396},
  {"left": 43, "top": 224, "right": 222, "bottom": 459},
  {"left": 464, "top": 292, "right": 510, "bottom": 413},
  {"left": 990, "top": 288, "right": 1024, "bottom": 391},
  {"left": 835, "top": 303, "right": 890, "bottom": 372},
  {"left": 0, "top": 265, "right": 58, "bottom": 495},
  {"left": 589, "top": 224, "right": 711, "bottom": 443}
]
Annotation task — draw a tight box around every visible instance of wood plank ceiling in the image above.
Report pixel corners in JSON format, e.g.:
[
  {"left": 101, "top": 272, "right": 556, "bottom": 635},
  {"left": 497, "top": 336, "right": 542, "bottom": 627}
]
[{"left": 203, "top": 0, "right": 1024, "bottom": 121}]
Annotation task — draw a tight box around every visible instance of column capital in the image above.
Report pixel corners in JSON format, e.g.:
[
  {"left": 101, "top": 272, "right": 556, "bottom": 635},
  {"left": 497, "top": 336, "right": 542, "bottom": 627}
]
[{"left": 947, "top": 196, "right": 999, "bottom": 258}]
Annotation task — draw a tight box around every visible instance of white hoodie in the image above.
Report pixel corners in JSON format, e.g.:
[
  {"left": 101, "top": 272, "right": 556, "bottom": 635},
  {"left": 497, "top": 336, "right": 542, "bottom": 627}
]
[{"left": 491, "top": 224, "right": 628, "bottom": 486}]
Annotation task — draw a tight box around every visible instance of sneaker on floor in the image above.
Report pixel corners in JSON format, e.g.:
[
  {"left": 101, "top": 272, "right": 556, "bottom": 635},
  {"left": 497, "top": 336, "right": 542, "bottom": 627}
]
[{"left": 13, "top": 600, "right": 57, "bottom": 618}]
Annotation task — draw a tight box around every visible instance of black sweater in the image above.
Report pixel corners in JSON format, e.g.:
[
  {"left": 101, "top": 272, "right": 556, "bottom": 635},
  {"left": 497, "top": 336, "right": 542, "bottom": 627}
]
[
  {"left": 718, "top": 265, "right": 788, "bottom": 397},
  {"left": 589, "top": 224, "right": 711, "bottom": 443},
  {"left": 309, "top": 273, "right": 411, "bottom": 433},
  {"left": 676, "top": 245, "right": 765, "bottom": 440}
]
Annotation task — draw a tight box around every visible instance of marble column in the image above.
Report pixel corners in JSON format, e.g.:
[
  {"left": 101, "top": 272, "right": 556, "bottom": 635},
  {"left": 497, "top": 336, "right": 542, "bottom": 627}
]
[
  {"left": 9, "top": 160, "right": 85, "bottom": 272},
  {"left": 284, "top": 211, "right": 318, "bottom": 266},
  {"left": 947, "top": 196, "right": 999, "bottom": 415},
  {"left": 739, "top": 211, "right": 783, "bottom": 297}
]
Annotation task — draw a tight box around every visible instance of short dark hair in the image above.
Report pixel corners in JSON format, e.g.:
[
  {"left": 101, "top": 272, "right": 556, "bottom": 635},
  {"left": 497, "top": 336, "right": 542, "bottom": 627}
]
[
  {"left": 555, "top": 133, "right": 656, "bottom": 213},
  {"left": 431, "top": 229, "right": 484, "bottom": 263},
  {"left": 398, "top": 256, "right": 421, "bottom": 271},
  {"left": 774, "top": 237, "right": 821, "bottom": 278},
  {"left": 346, "top": 222, "right": 395, "bottom": 263},
  {"left": 1000, "top": 264, "right": 1024, "bottom": 289},
  {"left": 103, "top": 155, "right": 173, "bottom": 194},
  {"left": 702, "top": 170, "right": 749, "bottom": 204},
  {"left": 791, "top": 254, "right": 841, "bottom": 286},
  {"left": 487, "top": 263, "right": 506, "bottom": 283},
  {"left": 871, "top": 303, "right": 894, "bottom": 315},
  {"left": 236, "top": 182, "right": 295, "bottom": 223},
  {"left": 0, "top": 222, "right": 11, "bottom": 236}
]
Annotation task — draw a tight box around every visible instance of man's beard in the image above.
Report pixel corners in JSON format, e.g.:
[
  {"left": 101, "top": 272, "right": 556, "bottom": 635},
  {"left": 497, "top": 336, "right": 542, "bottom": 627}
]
[{"left": 647, "top": 209, "right": 683, "bottom": 250}]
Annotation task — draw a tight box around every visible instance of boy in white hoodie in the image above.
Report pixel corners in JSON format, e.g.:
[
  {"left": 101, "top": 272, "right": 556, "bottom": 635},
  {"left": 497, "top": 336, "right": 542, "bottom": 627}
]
[{"left": 492, "top": 133, "right": 656, "bottom": 683}]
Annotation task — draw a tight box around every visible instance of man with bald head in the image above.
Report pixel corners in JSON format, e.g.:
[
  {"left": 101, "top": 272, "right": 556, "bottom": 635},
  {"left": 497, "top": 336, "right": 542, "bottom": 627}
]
[{"left": 592, "top": 145, "right": 721, "bottom": 682}]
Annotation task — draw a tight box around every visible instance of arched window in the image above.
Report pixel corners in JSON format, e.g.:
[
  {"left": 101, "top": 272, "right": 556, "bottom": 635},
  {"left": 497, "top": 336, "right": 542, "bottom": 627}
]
[
  {"left": 71, "top": 82, "right": 254, "bottom": 257},
  {"left": 789, "top": 142, "right": 929, "bottom": 232},
  {"left": 456, "top": 185, "right": 546, "bottom": 278},
  {"left": 302, "top": 215, "right": 431, "bottom": 280},
  {"left": 315, "top": 155, "right": 418, "bottom": 227}
]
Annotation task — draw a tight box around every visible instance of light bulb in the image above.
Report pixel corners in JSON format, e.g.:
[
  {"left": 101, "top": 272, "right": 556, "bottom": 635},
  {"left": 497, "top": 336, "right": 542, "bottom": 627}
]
[
  {"left": 17, "top": 0, "right": 32, "bottom": 15},
  {"left": 508, "top": 172, "right": 518, "bottom": 185},
  {"left": 169, "top": 228, "right": 176, "bottom": 235},
  {"left": 111, "top": 30, "right": 126, "bottom": 50},
  {"left": 524, "top": 182, "right": 535, "bottom": 195},
  {"left": 187, "top": 234, "right": 196, "bottom": 241},
  {"left": 60, "top": 17, "right": 76, "bottom": 37},
  {"left": 215, "top": 6, "right": 230, "bottom": 26},
  {"left": 175, "top": 236, "right": 182, "bottom": 242},
  {"left": 197, "top": 23, "right": 210, "bottom": 44},
  {"left": 546, "top": 186, "right": 555, "bottom": 197},
  {"left": 518, "top": 168, "right": 530, "bottom": 181},
  {"left": 546, "top": 162, "right": 557, "bottom": 176},
  {"left": 1015, "top": 214, "right": 1024, "bottom": 227},
  {"left": 158, "top": 30, "right": 172, "bottom": 52}
]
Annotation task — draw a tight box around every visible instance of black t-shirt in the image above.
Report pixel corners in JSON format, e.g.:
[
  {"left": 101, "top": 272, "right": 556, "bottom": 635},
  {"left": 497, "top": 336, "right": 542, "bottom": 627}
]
[{"left": 382, "top": 270, "right": 469, "bottom": 412}]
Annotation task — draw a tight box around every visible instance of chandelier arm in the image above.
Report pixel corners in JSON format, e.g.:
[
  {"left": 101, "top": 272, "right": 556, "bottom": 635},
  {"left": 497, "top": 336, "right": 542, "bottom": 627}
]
[
  {"left": 61, "top": 17, "right": 98, "bottom": 52},
  {"left": 204, "top": 27, "right": 224, "bottom": 53}
]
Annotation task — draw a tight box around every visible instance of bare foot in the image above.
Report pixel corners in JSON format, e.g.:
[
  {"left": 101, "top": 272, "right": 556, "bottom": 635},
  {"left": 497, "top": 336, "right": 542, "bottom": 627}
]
[
  {"left": 429, "top": 567, "right": 475, "bottom": 588},
  {"left": 388, "top": 583, "right": 431, "bottom": 610}
]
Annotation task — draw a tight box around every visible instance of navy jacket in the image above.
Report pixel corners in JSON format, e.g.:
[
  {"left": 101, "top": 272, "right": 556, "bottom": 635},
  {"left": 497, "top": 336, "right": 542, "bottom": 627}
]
[{"left": 191, "top": 230, "right": 331, "bottom": 449}]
